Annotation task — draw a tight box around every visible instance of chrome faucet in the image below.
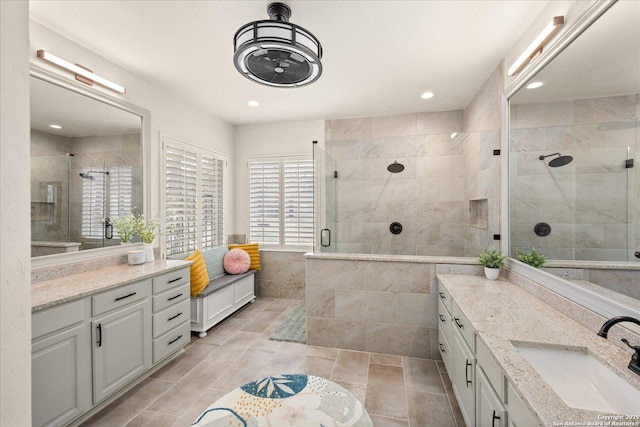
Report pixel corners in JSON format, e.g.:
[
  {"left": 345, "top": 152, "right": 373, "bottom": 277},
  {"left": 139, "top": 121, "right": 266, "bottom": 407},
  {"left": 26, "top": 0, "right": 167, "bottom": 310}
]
[{"left": 597, "top": 316, "right": 640, "bottom": 376}]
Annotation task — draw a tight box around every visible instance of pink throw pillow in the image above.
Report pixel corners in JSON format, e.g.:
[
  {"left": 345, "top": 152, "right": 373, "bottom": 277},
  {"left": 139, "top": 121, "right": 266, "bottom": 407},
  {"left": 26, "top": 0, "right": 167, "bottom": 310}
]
[{"left": 223, "top": 248, "right": 251, "bottom": 275}]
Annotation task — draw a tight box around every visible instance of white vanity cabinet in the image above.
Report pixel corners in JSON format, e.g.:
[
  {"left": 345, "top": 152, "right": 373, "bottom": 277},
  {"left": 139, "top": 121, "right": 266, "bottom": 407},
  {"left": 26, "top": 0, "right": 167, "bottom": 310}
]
[
  {"left": 151, "top": 270, "right": 190, "bottom": 364},
  {"left": 32, "top": 299, "right": 91, "bottom": 427},
  {"left": 32, "top": 263, "right": 191, "bottom": 426},
  {"left": 439, "top": 279, "right": 540, "bottom": 427},
  {"left": 91, "top": 280, "right": 152, "bottom": 404},
  {"left": 439, "top": 284, "right": 477, "bottom": 426},
  {"left": 450, "top": 315, "right": 476, "bottom": 426}
]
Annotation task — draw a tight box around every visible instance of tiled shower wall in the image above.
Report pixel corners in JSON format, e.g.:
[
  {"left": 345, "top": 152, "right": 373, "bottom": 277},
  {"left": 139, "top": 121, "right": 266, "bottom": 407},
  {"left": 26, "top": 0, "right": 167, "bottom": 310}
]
[
  {"left": 510, "top": 94, "right": 640, "bottom": 262},
  {"left": 324, "top": 63, "right": 503, "bottom": 258},
  {"left": 325, "top": 111, "right": 468, "bottom": 256}
]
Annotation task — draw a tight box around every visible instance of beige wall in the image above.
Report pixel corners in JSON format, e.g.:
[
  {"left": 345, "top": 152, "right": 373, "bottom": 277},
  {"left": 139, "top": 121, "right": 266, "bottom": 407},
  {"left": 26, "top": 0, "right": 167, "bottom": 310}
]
[
  {"left": 255, "top": 251, "right": 306, "bottom": 299},
  {"left": 1, "top": 0, "right": 32, "bottom": 423}
]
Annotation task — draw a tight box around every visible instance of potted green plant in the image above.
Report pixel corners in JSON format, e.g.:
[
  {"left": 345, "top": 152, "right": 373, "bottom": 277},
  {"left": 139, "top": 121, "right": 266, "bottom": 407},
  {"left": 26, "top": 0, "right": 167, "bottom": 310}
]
[
  {"left": 517, "top": 247, "right": 546, "bottom": 268},
  {"left": 478, "top": 248, "right": 506, "bottom": 280},
  {"left": 133, "top": 214, "right": 161, "bottom": 262}
]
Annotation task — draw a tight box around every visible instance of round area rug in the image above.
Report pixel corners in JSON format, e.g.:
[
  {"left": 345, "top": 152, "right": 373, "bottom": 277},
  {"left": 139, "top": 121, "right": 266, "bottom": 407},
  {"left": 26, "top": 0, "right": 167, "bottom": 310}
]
[{"left": 192, "top": 374, "right": 373, "bottom": 426}]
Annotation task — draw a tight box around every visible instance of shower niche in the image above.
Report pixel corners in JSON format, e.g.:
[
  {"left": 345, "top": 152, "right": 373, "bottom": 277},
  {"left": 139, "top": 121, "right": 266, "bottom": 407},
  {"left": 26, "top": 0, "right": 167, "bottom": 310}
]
[{"left": 30, "top": 74, "right": 143, "bottom": 257}]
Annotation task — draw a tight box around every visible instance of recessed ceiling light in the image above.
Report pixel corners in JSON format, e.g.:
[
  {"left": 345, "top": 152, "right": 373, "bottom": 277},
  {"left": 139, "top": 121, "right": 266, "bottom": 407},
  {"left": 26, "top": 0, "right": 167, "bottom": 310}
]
[
  {"left": 450, "top": 132, "right": 459, "bottom": 139},
  {"left": 248, "top": 100, "right": 260, "bottom": 107},
  {"left": 526, "top": 81, "right": 544, "bottom": 89},
  {"left": 420, "top": 91, "right": 434, "bottom": 100},
  {"left": 49, "top": 124, "right": 62, "bottom": 129}
]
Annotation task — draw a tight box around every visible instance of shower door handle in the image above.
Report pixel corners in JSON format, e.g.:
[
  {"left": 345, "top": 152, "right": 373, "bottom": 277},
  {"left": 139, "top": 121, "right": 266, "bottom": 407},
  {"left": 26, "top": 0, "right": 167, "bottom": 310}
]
[
  {"left": 321, "top": 228, "right": 331, "bottom": 247},
  {"left": 104, "top": 218, "right": 113, "bottom": 239}
]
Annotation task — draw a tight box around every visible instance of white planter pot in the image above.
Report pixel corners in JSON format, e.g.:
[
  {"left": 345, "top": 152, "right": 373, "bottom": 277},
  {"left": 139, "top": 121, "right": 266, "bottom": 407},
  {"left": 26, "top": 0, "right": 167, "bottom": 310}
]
[
  {"left": 144, "top": 244, "right": 155, "bottom": 263},
  {"left": 484, "top": 267, "right": 500, "bottom": 280}
]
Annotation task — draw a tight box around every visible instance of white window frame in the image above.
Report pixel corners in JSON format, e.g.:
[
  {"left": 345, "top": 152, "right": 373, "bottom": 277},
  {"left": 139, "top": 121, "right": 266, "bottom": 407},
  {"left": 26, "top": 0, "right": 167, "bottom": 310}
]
[
  {"left": 248, "top": 155, "right": 314, "bottom": 251},
  {"left": 161, "top": 134, "right": 228, "bottom": 258}
]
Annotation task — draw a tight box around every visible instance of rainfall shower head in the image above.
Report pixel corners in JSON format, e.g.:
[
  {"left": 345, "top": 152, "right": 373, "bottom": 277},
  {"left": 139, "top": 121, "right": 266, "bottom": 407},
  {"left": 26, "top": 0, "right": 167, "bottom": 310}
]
[
  {"left": 387, "top": 161, "right": 405, "bottom": 173},
  {"left": 539, "top": 153, "right": 573, "bottom": 167},
  {"left": 79, "top": 170, "right": 110, "bottom": 180}
]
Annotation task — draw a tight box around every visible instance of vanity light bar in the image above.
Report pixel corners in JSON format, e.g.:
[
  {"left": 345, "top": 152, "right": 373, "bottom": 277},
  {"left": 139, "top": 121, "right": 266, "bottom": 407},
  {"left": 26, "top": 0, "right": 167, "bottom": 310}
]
[
  {"left": 507, "top": 16, "right": 565, "bottom": 77},
  {"left": 36, "top": 50, "right": 126, "bottom": 94}
]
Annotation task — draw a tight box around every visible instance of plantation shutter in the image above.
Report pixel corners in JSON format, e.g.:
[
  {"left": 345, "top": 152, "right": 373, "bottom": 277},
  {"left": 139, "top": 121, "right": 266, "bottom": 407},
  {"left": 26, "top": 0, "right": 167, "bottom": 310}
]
[
  {"left": 249, "top": 161, "right": 280, "bottom": 244},
  {"left": 284, "top": 159, "right": 314, "bottom": 245},
  {"left": 165, "top": 146, "right": 197, "bottom": 256},
  {"left": 108, "top": 165, "right": 133, "bottom": 221},
  {"left": 80, "top": 172, "right": 106, "bottom": 238},
  {"left": 201, "top": 155, "right": 224, "bottom": 250}
]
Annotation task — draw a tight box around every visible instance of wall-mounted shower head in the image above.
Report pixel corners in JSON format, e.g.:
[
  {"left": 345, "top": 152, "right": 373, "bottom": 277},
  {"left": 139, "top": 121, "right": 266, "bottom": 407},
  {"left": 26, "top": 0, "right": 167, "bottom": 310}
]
[
  {"left": 387, "top": 161, "right": 405, "bottom": 173},
  {"left": 79, "top": 170, "right": 110, "bottom": 180},
  {"left": 539, "top": 153, "right": 573, "bottom": 167}
]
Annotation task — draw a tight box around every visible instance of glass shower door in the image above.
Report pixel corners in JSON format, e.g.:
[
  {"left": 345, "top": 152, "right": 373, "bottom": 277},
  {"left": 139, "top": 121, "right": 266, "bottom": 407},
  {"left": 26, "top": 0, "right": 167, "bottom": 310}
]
[{"left": 313, "top": 142, "right": 337, "bottom": 253}]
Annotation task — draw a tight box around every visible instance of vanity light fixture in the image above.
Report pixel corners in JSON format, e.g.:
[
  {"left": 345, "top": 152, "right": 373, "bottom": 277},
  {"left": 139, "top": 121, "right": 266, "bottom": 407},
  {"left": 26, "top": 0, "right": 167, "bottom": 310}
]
[
  {"left": 36, "top": 50, "right": 126, "bottom": 94},
  {"left": 507, "top": 16, "right": 565, "bottom": 76},
  {"left": 233, "top": 2, "right": 323, "bottom": 88},
  {"left": 420, "top": 91, "right": 435, "bottom": 99}
]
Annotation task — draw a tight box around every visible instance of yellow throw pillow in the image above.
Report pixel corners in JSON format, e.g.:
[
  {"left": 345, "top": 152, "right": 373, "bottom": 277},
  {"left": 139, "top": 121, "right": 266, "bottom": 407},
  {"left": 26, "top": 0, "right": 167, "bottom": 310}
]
[
  {"left": 228, "top": 243, "right": 261, "bottom": 271},
  {"left": 185, "top": 250, "right": 210, "bottom": 296}
]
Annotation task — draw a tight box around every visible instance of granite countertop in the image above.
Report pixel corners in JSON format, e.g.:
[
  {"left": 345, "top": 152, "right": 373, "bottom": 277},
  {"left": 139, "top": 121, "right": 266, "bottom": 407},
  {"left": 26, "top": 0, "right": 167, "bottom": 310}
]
[
  {"left": 32, "top": 259, "right": 192, "bottom": 312},
  {"left": 437, "top": 274, "right": 640, "bottom": 426}
]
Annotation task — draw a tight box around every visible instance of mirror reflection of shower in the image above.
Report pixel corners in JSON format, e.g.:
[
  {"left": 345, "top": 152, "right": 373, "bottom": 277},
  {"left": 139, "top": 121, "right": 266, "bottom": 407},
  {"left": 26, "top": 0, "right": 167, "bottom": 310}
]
[
  {"left": 79, "top": 170, "right": 110, "bottom": 180},
  {"left": 539, "top": 152, "right": 574, "bottom": 167}
]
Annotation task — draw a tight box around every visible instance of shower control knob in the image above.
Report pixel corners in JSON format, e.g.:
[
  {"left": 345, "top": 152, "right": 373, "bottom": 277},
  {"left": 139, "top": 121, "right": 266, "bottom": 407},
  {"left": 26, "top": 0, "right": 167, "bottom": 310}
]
[
  {"left": 389, "top": 222, "right": 403, "bottom": 235},
  {"left": 635, "top": 251, "right": 640, "bottom": 259}
]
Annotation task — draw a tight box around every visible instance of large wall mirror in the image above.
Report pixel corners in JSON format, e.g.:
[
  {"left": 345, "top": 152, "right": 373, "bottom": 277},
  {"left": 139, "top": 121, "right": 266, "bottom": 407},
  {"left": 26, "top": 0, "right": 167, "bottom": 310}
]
[
  {"left": 507, "top": 0, "right": 639, "bottom": 318},
  {"left": 30, "top": 66, "right": 149, "bottom": 265}
]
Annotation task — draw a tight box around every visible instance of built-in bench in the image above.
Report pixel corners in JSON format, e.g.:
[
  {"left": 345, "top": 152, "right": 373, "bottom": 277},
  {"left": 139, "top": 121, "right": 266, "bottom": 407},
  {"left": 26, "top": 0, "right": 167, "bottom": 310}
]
[{"left": 171, "top": 246, "right": 256, "bottom": 337}]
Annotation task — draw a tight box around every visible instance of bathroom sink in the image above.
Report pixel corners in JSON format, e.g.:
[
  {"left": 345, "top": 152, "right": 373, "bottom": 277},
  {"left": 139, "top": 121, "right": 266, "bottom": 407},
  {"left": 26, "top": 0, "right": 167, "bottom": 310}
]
[{"left": 514, "top": 344, "right": 640, "bottom": 414}]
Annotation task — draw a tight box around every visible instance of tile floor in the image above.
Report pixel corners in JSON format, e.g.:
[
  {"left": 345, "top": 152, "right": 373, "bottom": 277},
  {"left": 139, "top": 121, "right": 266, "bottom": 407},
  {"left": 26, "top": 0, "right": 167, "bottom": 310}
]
[{"left": 81, "top": 298, "right": 464, "bottom": 427}]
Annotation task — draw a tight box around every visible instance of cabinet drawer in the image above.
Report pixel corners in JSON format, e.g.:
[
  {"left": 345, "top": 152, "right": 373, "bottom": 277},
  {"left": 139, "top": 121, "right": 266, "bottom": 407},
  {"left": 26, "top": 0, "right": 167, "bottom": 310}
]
[
  {"left": 452, "top": 300, "right": 475, "bottom": 352},
  {"left": 92, "top": 280, "right": 151, "bottom": 317},
  {"left": 33, "top": 299, "right": 86, "bottom": 340},
  {"left": 153, "top": 299, "right": 190, "bottom": 338},
  {"left": 152, "top": 268, "right": 189, "bottom": 294},
  {"left": 438, "top": 298, "right": 452, "bottom": 341},
  {"left": 437, "top": 281, "right": 452, "bottom": 313},
  {"left": 152, "top": 283, "right": 189, "bottom": 313},
  {"left": 438, "top": 325, "right": 452, "bottom": 373},
  {"left": 153, "top": 321, "right": 190, "bottom": 364},
  {"left": 476, "top": 337, "right": 503, "bottom": 400}
]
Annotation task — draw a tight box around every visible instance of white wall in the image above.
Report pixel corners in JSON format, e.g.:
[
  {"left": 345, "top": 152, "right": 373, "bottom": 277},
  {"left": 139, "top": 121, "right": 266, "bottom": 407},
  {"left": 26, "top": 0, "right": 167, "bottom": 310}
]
[
  {"left": 29, "top": 21, "right": 237, "bottom": 233},
  {"left": 233, "top": 120, "right": 324, "bottom": 238},
  {"left": 1, "top": 1, "right": 32, "bottom": 424}
]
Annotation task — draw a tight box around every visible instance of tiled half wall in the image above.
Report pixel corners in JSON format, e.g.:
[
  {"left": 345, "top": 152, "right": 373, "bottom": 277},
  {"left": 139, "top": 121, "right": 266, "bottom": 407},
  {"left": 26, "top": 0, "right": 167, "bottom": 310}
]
[{"left": 305, "top": 255, "right": 482, "bottom": 358}]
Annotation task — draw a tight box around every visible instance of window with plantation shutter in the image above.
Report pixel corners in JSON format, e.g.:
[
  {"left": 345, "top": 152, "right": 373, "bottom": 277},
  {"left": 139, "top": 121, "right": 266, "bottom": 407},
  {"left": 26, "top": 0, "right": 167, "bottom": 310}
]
[
  {"left": 249, "top": 161, "right": 280, "bottom": 244},
  {"left": 284, "top": 159, "right": 314, "bottom": 245},
  {"left": 163, "top": 136, "right": 226, "bottom": 257},
  {"left": 201, "top": 155, "right": 224, "bottom": 250},
  {"left": 249, "top": 156, "right": 314, "bottom": 249}
]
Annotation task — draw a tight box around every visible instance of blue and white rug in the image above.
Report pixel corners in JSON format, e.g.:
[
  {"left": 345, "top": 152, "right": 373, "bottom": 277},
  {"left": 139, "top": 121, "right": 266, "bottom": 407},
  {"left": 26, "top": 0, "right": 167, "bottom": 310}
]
[{"left": 192, "top": 374, "right": 372, "bottom": 426}]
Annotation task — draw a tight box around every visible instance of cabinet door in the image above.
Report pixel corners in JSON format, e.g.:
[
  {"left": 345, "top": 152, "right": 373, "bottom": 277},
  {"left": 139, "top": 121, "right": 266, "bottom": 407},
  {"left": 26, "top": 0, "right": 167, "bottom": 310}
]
[
  {"left": 506, "top": 381, "right": 541, "bottom": 427},
  {"left": 32, "top": 322, "right": 91, "bottom": 427},
  {"left": 476, "top": 367, "right": 505, "bottom": 427},
  {"left": 451, "top": 329, "right": 475, "bottom": 427},
  {"left": 92, "top": 298, "right": 151, "bottom": 404}
]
